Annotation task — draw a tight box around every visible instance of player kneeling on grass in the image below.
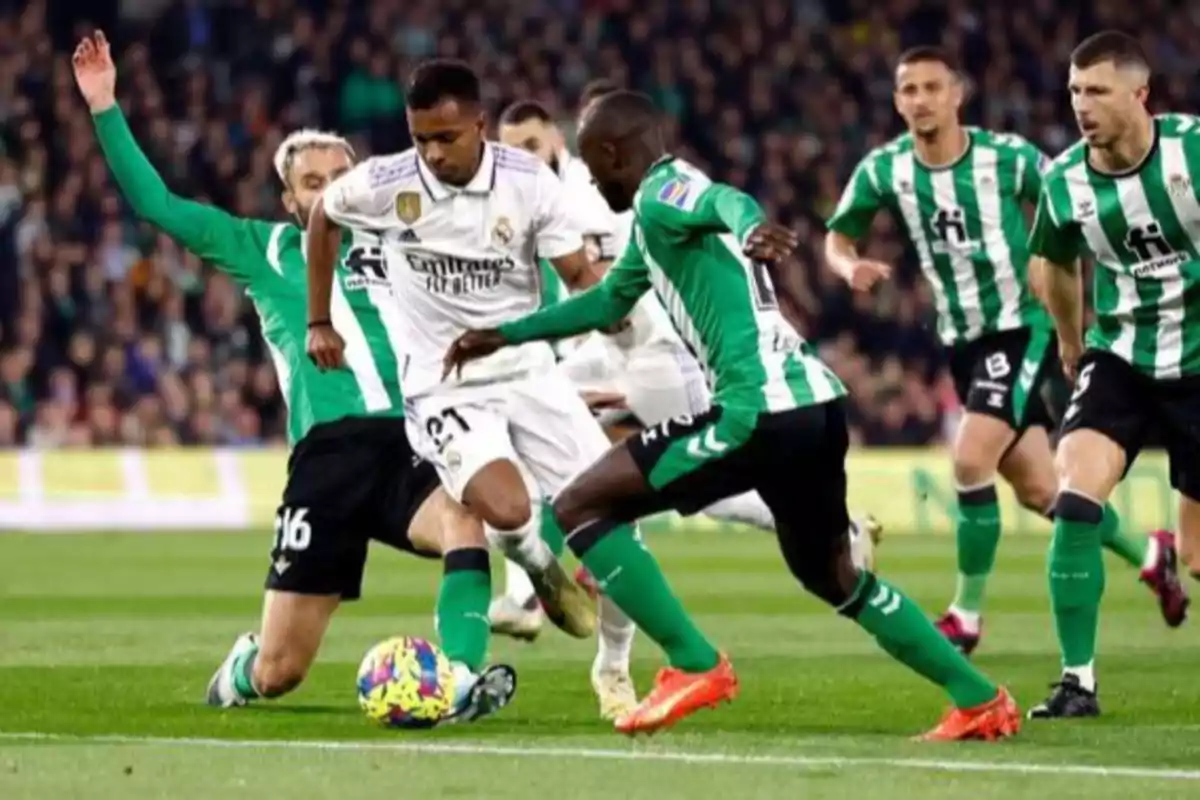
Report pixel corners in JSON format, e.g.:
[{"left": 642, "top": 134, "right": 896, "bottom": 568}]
[
  {"left": 444, "top": 91, "right": 1021, "bottom": 740},
  {"left": 72, "top": 31, "right": 513, "bottom": 724}
]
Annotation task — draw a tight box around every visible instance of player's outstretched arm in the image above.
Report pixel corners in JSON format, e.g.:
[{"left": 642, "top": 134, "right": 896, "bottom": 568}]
[
  {"left": 74, "top": 32, "right": 271, "bottom": 278},
  {"left": 304, "top": 196, "right": 346, "bottom": 370}
]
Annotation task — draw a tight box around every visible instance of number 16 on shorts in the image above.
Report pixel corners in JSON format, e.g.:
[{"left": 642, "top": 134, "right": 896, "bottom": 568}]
[{"left": 275, "top": 506, "right": 313, "bottom": 552}]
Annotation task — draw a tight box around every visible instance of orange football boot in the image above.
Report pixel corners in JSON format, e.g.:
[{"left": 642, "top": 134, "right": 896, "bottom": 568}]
[
  {"left": 917, "top": 686, "right": 1021, "bottom": 742},
  {"left": 614, "top": 654, "right": 738, "bottom": 735}
]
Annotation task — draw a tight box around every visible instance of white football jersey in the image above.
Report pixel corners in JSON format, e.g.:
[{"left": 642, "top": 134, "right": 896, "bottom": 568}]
[
  {"left": 323, "top": 143, "right": 585, "bottom": 397},
  {"left": 557, "top": 150, "right": 681, "bottom": 351}
]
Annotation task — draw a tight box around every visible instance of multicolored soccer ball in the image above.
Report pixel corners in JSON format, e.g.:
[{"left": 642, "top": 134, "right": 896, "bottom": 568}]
[{"left": 356, "top": 636, "right": 456, "bottom": 728}]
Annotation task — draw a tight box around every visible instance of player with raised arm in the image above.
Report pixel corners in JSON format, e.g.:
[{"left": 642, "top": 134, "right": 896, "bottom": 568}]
[
  {"left": 306, "top": 61, "right": 732, "bottom": 727},
  {"left": 1027, "top": 31, "right": 1200, "bottom": 718},
  {"left": 445, "top": 90, "right": 1021, "bottom": 740},
  {"left": 72, "top": 32, "right": 515, "bottom": 724},
  {"left": 825, "top": 46, "right": 1185, "bottom": 655}
]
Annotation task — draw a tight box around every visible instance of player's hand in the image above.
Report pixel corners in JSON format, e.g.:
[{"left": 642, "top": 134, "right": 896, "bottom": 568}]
[
  {"left": 1058, "top": 336, "right": 1084, "bottom": 383},
  {"left": 580, "top": 390, "right": 628, "bottom": 411},
  {"left": 742, "top": 223, "right": 800, "bottom": 263},
  {"left": 443, "top": 329, "right": 506, "bottom": 379},
  {"left": 306, "top": 322, "right": 346, "bottom": 370},
  {"left": 840, "top": 258, "right": 892, "bottom": 292},
  {"left": 72, "top": 31, "right": 117, "bottom": 113}
]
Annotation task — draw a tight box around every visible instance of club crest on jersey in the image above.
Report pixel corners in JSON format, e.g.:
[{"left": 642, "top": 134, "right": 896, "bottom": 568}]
[
  {"left": 1168, "top": 173, "right": 1193, "bottom": 197},
  {"left": 491, "top": 216, "right": 515, "bottom": 249},
  {"left": 395, "top": 191, "right": 422, "bottom": 224}
]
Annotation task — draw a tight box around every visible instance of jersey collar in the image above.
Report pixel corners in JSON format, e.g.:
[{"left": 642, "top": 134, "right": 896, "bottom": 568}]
[
  {"left": 416, "top": 142, "right": 498, "bottom": 201},
  {"left": 554, "top": 148, "right": 572, "bottom": 180}
]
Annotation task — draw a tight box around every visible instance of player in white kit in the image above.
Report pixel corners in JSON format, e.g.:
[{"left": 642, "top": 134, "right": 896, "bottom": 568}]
[
  {"left": 305, "top": 60, "right": 645, "bottom": 718},
  {"left": 491, "top": 92, "right": 882, "bottom": 640}
]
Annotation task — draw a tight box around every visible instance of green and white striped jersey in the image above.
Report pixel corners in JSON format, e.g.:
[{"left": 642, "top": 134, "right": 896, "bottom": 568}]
[
  {"left": 94, "top": 107, "right": 405, "bottom": 445},
  {"left": 1029, "top": 114, "right": 1200, "bottom": 379},
  {"left": 502, "top": 158, "right": 845, "bottom": 414},
  {"left": 828, "top": 128, "right": 1050, "bottom": 345}
]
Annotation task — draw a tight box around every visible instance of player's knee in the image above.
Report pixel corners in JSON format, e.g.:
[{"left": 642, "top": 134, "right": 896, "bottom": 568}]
[
  {"left": 252, "top": 649, "right": 310, "bottom": 697},
  {"left": 778, "top": 527, "right": 857, "bottom": 607},
  {"left": 1013, "top": 479, "right": 1056, "bottom": 516},
  {"left": 551, "top": 486, "right": 589, "bottom": 535},
  {"left": 474, "top": 492, "right": 532, "bottom": 532},
  {"left": 952, "top": 449, "right": 999, "bottom": 489}
]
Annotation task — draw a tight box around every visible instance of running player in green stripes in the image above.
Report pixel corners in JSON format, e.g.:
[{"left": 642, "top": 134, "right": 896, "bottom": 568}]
[
  {"left": 71, "top": 30, "right": 578, "bottom": 723},
  {"left": 445, "top": 90, "right": 1021, "bottom": 740},
  {"left": 1028, "top": 31, "right": 1200, "bottom": 718},
  {"left": 825, "top": 46, "right": 1185, "bottom": 655}
]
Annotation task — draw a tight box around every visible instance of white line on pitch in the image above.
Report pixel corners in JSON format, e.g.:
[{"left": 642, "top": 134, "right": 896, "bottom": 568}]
[{"left": 1, "top": 732, "right": 1199, "bottom": 781}]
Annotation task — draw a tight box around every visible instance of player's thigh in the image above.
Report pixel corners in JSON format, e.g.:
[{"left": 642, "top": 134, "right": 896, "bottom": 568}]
[
  {"left": 1056, "top": 351, "right": 1147, "bottom": 501},
  {"left": 507, "top": 370, "right": 616, "bottom": 496},
  {"left": 406, "top": 389, "right": 532, "bottom": 527},
  {"left": 951, "top": 327, "right": 1052, "bottom": 436},
  {"left": 257, "top": 590, "right": 341, "bottom": 680},
  {"left": 270, "top": 419, "right": 380, "bottom": 600},
  {"left": 620, "top": 343, "right": 711, "bottom": 425},
  {"left": 997, "top": 425, "right": 1058, "bottom": 513},
  {"left": 406, "top": 484, "right": 488, "bottom": 554}
]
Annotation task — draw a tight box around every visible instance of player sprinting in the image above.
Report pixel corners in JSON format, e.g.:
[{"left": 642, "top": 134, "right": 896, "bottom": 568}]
[
  {"left": 305, "top": 60, "right": 729, "bottom": 726},
  {"left": 73, "top": 32, "right": 517, "bottom": 724},
  {"left": 445, "top": 90, "right": 1022, "bottom": 740},
  {"left": 1028, "top": 31, "right": 1200, "bottom": 718},
  {"left": 825, "top": 46, "right": 1186, "bottom": 655}
]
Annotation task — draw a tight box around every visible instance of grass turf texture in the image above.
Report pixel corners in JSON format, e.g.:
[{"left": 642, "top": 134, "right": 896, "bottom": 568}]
[{"left": 1, "top": 528, "right": 1199, "bottom": 799}]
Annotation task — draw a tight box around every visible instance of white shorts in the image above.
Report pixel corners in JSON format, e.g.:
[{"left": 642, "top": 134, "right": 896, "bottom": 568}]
[
  {"left": 406, "top": 370, "right": 614, "bottom": 502},
  {"left": 559, "top": 336, "right": 711, "bottom": 427}
]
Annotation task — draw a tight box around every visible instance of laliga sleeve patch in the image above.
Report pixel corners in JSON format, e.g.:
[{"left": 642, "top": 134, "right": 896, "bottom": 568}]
[{"left": 657, "top": 178, "right": 698, "bottom": 211}]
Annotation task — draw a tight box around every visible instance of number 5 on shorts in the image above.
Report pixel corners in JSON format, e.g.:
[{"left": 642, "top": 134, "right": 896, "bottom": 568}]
[{"left": 1064, "top": 362, "right": 1095, "bottom": 421}]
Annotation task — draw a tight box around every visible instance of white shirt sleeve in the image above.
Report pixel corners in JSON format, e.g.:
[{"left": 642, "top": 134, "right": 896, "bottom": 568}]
[
  {"left": 321, "top": 158, "right": 398, "bottom": 229},
  {"left": 533, "top": 161, "right": 585, "bottom": 261}
]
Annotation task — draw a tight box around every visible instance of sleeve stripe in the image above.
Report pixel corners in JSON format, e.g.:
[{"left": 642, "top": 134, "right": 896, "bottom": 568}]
[{"left": 266, "top": 223, "right": 287, "bottom": 274}]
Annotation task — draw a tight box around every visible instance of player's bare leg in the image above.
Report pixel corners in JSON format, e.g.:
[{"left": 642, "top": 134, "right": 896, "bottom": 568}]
[
  {"left": 1028, "top": 429, "right": 1126, "bottom": 719},
  {"left": 550, "top": 444, "right": 735, "bottom": 735},
  {"left": 463, "top": 459, "right": 595, "bottom": 638},
  {"left": 1177, "top": 496, "right": 1200, "bottom": 580},
  {"left": 1002, "top": 428, "right": 1186, "bottom": 628}
]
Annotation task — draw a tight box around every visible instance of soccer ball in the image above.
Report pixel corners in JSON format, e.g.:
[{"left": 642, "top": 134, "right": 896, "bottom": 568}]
[{"left": 356, "top": 636, "right": 456, "bottom": 728}]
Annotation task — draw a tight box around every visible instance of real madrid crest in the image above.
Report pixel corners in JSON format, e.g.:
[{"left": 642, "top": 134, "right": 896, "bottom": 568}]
[
  {"left": 491, "top": 216, "right": 515, "bottom": 249},
  {"left": 395, "top": 191, "right": 422, "bottom": 224}
]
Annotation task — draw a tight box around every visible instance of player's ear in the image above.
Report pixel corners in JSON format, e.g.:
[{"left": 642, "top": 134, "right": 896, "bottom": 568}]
[{"left": 281, "top": 189, "right": 297, "bottom": 216}]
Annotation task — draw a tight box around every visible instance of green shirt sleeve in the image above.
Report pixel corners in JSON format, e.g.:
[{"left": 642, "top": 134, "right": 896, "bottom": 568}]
[
  {"left": 500, "top": 230, "right": 651, "bottom": 344},
  {"left": 826, "top": 157, "right": 883, "bottom": 238},
  {"left": 93, "top": 107, "right": 277, "bottom": 283},
  {"left": 639, "top": 176, "right": 765, "bottom": 245},
  {"left": 1018, "top": 141, "right": 1050, "bottom": 204},
  {"left": 1028, "top": 183, "right": 1081, "bottom": 265}
]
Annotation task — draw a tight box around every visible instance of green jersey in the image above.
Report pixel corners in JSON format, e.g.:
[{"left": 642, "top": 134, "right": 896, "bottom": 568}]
[
  {"left": 94, "top": 108, "right": 404, "bottom": 445},
  {"left": 828, "top": 128, "right": 1050, "bottom": 345},
  {"left": 538, "top": 259, "right": 568, "bottom": 309},
  {"left": 1029, "top": 114, "right": 1200, "bottom": 380},
  {"left": 500, "top": 157, "right": 845, "bottom": 414}
]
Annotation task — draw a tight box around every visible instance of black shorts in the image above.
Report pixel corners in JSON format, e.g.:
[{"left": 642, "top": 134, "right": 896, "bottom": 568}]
[
  {"left": 1060, "top": 350, "right": 1200, "bottom": 501},
  {"left": 266, "top": 416, "right": 441, "bottom": 600},
  {"left": 625, "top": 400, "right": 850, "bottom": 546},
  {"left": 949, "top": 326, "right": 1067, "bottom": 431}
]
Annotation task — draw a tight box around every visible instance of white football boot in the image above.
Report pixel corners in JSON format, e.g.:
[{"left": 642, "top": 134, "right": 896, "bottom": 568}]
[
  {"left": 440, "top": 662, "right": 519, "bottom": 725},
  {"left": 205, "top": 632, "right": 259, "bottom": 707},
  {"left": 488, "top": 594, "right": 544, "bottom": 642}
]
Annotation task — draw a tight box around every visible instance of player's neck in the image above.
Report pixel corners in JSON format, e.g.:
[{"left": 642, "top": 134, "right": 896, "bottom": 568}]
[
  {"left": 912, "top": 124, "right": 968, "bottom": 169},
  {"left": 1090, "top": 113, "right": 1155, "bottom": 174}
]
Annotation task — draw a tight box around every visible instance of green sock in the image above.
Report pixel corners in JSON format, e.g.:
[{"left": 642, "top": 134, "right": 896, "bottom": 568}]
[
  {"left": 539, "top": 500, "right": 566, "bottom": 558},
  {"left": 1049, "top": 494, "right": 1107, "bottom": 668},
  {"left": 1097, "top": 503, "right": 1148, "bottom": 569},
  {"left": 232, "top": 646, "right": 261, "bottom": 699},
  {"left": 561, "top": 511, "right": 719, "bottom": 672},
  {"left": 952, "top": 484, "right": 1001, "bottom": 613},
  {"left": 846, "top": 572, "right": 998, "bottom": 708},
  {"left": 436, "top": 548, "right": 492, "bottom": 672}
]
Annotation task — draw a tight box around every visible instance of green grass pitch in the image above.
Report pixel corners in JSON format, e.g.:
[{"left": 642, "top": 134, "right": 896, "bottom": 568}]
[{"left": 2, "top": 526, "right": 1199, "bottom": 799}]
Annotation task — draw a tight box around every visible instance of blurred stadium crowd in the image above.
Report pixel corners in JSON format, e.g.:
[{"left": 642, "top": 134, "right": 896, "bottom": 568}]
[{"left": 1, "top": 0, "right": 1197, "bottom": 448}]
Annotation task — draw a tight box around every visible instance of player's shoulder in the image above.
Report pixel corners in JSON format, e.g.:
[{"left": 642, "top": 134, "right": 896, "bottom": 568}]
[
  {"left": 360, "top": 149, "right": 421, "bottom": 191},
  {"left": 1156, "top": 113, "right": 1200, "bottom": 140},
  {"left": 492, "top": 143, "right": 545, "bottom": 179},
  {"left": 1041, "top": 140, "right": 1088, "bottom": 184},
  {"left": 635, "top": 158, "right": 713, "bottom": 216},
  {"left": 971, "top": 127, "right": 1040, "bottom": 153},
  {"left": 863, "top": 133, "right": 915, "bottom": 164}
]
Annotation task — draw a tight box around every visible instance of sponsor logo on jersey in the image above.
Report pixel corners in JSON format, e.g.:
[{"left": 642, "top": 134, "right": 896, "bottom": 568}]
[
  {"left": 395, "top": 191, "right": 422, "bottom": 224},
  {"left": 405, "top": 251, "right": 517, "bottom": 295},
  {"left": 1125, "top": 222, "right": 1187, "bottom": 277},
  {"left": 342, "top": 245, "right": 389, "bottom": 291},
  {"left": 929, "top": 206, "right": 982, "bottom": 255}
]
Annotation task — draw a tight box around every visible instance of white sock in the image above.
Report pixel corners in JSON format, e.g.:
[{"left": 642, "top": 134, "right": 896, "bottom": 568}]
[
  {"left": 450, "top": 661, "right": 477, "bottom": 706},
  {"left": 485, "top": 510, "right": 553, "bottom": 575},
  {"left": 594, "top": 595, "right": 635, "bottom": 675},
  {"left": 702, "top": 491, "right": 775, "bottom": 531},
  {"left": 948, "top": 604, "right": 982, "bottom": 633},
  {"left": 1142, "top": 533, "right": 1160, "bottom": 572},
  {"left": 1064, "top": 662, "right": 1096, "bottom": 692},
  {"left": 503, "top": 558, "right": 537, "bottom": 606}
]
